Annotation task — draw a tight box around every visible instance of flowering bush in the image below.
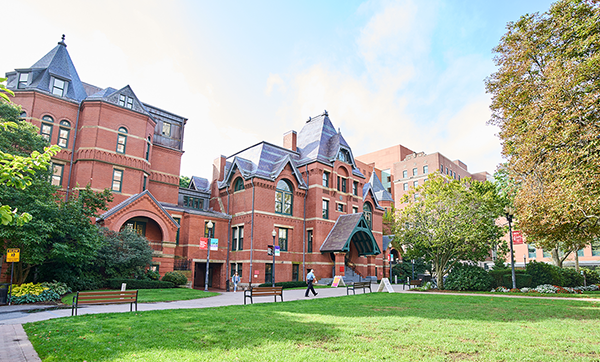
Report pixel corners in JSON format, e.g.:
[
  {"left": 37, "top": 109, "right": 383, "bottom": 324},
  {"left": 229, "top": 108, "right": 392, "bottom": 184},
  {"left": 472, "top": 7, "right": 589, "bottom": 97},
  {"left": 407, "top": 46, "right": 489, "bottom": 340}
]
[
  {"left": 534, "top": 284, "right": 558, "bottom": 293},
  {"left": 414, "top": 281, "right": 434, "bottom": 291},
  {"left": 574, "top": 284, "right": 600, "bottom": 292},
  {"left": 8, "top": 281, "right": 70, "bottom": 305},
  {"left": 491, "top": 286, "right": 509, "bottom": 292},
  {"left": 520, "top": 287, "right": 530, "bottom": 293}
]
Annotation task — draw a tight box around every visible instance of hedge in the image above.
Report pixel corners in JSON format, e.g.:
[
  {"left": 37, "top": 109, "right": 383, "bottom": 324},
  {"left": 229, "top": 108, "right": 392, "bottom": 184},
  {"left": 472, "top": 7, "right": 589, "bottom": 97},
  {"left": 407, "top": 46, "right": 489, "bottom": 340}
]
[
  {"left": 106, "top": 279, "right": 175, "bottom": 289},
  {"left": 501, "top": 273, "right": 533, "bottom": 288}
]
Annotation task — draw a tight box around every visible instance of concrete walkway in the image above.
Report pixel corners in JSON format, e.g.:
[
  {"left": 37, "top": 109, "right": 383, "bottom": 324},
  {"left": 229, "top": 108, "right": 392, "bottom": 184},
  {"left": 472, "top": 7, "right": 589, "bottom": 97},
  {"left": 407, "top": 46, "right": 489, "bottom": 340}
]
[{"left": 1, "top": 285, "right": 599, "bottom": 361}]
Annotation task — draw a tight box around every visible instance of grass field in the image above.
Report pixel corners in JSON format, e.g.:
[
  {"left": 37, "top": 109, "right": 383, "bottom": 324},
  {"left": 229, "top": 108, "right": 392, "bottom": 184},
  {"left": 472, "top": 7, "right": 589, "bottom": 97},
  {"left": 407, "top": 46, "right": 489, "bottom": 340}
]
[
  {"left": 61, "top": 288, "right": 218, "bottom": 305},
  {"left": 25, "top": 293, "right": 600, "bottom": 361}
]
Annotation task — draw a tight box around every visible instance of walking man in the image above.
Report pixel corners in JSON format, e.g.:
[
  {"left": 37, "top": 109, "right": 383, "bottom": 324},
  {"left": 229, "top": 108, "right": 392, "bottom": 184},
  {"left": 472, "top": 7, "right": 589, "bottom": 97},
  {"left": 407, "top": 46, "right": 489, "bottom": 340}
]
[{"left": 305, "top": 268, "right": 318, "bottom": 297}]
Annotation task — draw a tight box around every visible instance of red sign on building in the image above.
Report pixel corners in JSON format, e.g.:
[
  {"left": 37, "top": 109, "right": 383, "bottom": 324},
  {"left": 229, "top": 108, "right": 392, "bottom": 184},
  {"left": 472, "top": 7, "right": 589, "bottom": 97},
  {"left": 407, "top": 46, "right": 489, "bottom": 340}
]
[
  {"left": 199, "top": 237, "right": 208, "bottom": 250},
  {"left": 512, "top": 231, "right": 524, "bottom": 244}
]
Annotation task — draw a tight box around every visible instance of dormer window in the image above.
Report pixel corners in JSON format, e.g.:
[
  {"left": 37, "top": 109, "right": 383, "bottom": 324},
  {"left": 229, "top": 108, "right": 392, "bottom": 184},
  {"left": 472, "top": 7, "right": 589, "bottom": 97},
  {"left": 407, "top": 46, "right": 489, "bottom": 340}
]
[
  {"left": 18, "top": 73, "right": 29, "bottom": 89},
  {"left": 119, "top": 95, "right": 134, "bottom": 109},
  {"left": 52, "top": 78, "right": 66, "bottom": 96},
  {"left": 337, "top": 149, "right": 351, "bottom": 163}
]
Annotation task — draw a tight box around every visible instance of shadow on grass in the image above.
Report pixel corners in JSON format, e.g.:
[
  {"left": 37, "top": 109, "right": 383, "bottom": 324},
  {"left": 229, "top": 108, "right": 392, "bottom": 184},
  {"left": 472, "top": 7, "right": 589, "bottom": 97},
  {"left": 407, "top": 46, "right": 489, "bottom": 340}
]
[{"left": 24, "top": 293, "right": 600, "bottom": 361}]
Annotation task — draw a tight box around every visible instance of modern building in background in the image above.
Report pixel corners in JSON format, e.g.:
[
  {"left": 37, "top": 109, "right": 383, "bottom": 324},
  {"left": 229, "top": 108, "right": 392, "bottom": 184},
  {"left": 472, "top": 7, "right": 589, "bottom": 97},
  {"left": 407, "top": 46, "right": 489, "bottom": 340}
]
[{"left": 357, "top": 144, "right": 492, "bottom": 210}]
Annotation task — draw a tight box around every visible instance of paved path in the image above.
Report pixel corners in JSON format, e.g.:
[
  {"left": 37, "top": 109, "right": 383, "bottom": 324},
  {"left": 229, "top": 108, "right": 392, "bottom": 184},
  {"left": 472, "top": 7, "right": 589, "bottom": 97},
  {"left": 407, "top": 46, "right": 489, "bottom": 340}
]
[{"left": 1, "top": 285, "right": 599, "bottom": 361}]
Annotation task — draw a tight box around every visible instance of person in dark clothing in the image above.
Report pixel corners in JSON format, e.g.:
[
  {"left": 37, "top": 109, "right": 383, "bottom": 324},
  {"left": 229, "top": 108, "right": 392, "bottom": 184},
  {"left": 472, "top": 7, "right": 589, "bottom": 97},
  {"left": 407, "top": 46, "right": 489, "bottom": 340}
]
[{"left": 305, "top": 269, "right": 318, "bottom": 297}]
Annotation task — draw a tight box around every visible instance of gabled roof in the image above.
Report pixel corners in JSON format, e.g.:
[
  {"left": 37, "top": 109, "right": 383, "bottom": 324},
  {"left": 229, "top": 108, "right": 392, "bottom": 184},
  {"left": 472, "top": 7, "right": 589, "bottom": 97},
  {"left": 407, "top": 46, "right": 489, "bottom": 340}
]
[
  {"left": 9, "top": 38, "right": 88, "bottom": 102},
  {"left": 296, "top": 112, "right": 364, "bottom": 178},
  {"left": 218, "top": 142, "right": 307, "bottom": 189},
  {"left": 86, "top": 85, "right": 150, "bottom": 116},
  {"left": 320, "top": 213, "right": 381, "bottom": 256},
  {"left": 189, "top": 176, "right": 210, "bottom": 193},
  {"left": 362, "top": 183, "right": 385, "bottom": 211},
  {"left": 98, "top": 190, "right": 179, "bottom": 228},
  {"left": 366, "top": 172, "right": 394, "bottom": 203}
]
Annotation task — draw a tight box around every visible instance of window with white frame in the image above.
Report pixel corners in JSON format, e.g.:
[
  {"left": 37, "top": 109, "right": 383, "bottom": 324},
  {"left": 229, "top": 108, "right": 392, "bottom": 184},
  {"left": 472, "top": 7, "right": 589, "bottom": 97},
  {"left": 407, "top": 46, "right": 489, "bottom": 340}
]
[
  {"left": 40, "top": 115, "right": 54, "bottom": 141},
  {"left": 116, "top": 127, "right": 127, "bottom": 154},
  {"left": 232, "top": 226, "right": 244, "bottom": 251},
  {"left": 58, "top": 120, "right": 70, "bottom": 148},
  {"left": 162, "top": 122, "right": 171, "bottom": 137},
  {"left": 18, "top": 73, "right": 29, "bottom": 89},
  {"left": 112, "top": 169, "right": 123, "bottom": 192},
  {"left": 51, "top": 163, "right": 64, "bottom": 187},
  {"left": 278, "top": 228, "right": 288, "bottom": 252},
  {"left": 52, "top": 78, "right": 66, "bottom": 96}
]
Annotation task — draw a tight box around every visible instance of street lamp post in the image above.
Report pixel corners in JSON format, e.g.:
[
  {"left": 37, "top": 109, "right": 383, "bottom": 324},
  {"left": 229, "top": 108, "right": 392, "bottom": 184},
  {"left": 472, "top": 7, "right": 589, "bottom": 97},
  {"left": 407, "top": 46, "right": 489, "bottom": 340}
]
[
  {"left": 204, "top": 220, "right": 214, "bottom": 292},
  {"left": 505, "top": 208, "right": 517, "bottom": 289},
  {"left": 271, "top": 230, "right": 277, "bottom": 287},
  {"left": 411, "top": 259, "right": 415, "bottom": 280},
  {"left": 523, "top": 255, "right": 527, "bottom": 268}
]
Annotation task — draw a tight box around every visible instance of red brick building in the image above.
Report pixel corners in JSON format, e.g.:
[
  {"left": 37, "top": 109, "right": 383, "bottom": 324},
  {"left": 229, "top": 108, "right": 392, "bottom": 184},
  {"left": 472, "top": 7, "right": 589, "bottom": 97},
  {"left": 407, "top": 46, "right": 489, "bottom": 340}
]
[
  {"left": 3, "top": 39, "right": 394, "bottom": 289},
  {"left": 210, "top": 112, "right": 393, "bottom": 287},
  {"left": 2, "top": 37, "right": 231, "bottom": 287}
]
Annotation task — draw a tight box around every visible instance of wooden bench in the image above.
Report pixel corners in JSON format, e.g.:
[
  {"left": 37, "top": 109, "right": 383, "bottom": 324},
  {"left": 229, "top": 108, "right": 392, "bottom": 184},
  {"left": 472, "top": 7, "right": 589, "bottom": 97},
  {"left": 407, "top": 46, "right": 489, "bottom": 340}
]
[
  {"left": 347, "top": 281, "right": 372, "bottom": 295},
  {"left": 409, "top": 279, "right": 422, "bottom": 288},
  {"left": 244, "top": 286, "right": 283, "bottom": 305},
  {"left": 71, "top": 290, "right": 138, "bottom": 316}
]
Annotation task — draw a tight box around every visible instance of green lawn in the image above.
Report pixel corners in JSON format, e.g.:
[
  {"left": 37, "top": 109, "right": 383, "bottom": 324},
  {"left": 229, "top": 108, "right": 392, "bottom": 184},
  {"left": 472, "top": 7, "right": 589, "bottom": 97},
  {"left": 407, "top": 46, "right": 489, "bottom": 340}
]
[
  {"left": 61, "top": 288, "right": 218, "bottom": 305},
  {"left": 26, "top": 293, "right": 600, "bottom": 361},
  {"left": 410, "top": 290, "right": 600, "bottom": 299}
]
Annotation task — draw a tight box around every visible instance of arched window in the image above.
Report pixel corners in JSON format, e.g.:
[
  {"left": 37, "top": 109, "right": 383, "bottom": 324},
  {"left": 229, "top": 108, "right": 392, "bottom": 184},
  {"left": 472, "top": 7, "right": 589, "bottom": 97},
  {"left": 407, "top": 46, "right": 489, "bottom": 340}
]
[
  {"left": 40, "top": 115, "right": 54, "bottom": 141},
  {"left": 58, "top": 120, "right": 70, "bottom": 148},
  {"left": 363, "top": 202, "right": 372, "bottom": 229},
  {"left": 275, "top": 179, "right": 293, "bottom": 215},
  {"left": 116, "top": 127, "right": 128, "bottom": 154},
  {"left": 234, "top": 177, "right": 245, "bottom": 191}
]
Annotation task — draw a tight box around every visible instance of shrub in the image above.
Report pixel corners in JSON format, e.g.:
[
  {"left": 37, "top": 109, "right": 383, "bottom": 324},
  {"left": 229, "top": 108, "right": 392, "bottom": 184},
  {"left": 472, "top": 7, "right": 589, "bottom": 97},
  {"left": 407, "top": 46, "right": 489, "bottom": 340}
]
[
  {"left": 40, "top": 281, "right": 71, "bottom": 296},
  {"left": 526, "top": 261, "right": 563, "bottom": 287},
  {"left": 258, "top": 281, "right": 307, "bottom": 289},
  {"left": 106, "top": 279, "right": 175, "bottom": 289},
  {"left": 558, "top": 268, "right": 583, "bottom": 287},
  {"left": 445, "top": 264, "right": 493, "bottom": 291},
  {"left": 161, "top": 271, "right": 188, "bottom": 286},
  {"left": 145, "top": 270, "right": 161, "bottom": 281},
  {"left": 581, "top": 268, "right": 600, "bottom": 284},
  {"left": 501, "top": 273, "right": 532, "bottom": 288},
  {"left": 8, "top": 282, "right": 65, "bottom": 305}
]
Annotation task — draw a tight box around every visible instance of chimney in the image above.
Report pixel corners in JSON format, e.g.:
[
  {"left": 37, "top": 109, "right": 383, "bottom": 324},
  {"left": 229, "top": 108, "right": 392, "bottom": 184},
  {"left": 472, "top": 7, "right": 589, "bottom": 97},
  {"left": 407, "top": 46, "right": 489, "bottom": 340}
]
[
  {"left": 212, "top": 155, "right": 227, "bottom": 183},
  {"left": 283, "top": 130, "right": 297, "bottom": 152}
]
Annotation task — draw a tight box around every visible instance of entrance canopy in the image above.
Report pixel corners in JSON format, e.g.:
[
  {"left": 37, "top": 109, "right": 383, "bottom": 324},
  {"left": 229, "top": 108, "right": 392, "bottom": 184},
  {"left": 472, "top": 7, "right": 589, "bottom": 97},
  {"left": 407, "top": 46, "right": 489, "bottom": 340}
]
[{"left": 320, "top": 213, "right": 381, "bottom": 256}]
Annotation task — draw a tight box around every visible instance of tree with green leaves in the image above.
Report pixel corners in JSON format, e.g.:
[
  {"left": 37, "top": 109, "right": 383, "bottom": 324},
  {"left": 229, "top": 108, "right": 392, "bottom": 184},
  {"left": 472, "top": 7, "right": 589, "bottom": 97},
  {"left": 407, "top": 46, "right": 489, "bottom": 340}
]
[
  {"left": 0, "top": 91, "right": 113, "bottom": 284},
  {"left": 97, "top": 227, "right": 153, "bottom": 279},
  {"left": 388, "top": 174, "right": 504, "bottom": 289},
  {"left": 485, "top": 0, "right": 600, "bottom": 267},
  {"left": 179, "top": 175, "right": 191, "bottom": 188}
]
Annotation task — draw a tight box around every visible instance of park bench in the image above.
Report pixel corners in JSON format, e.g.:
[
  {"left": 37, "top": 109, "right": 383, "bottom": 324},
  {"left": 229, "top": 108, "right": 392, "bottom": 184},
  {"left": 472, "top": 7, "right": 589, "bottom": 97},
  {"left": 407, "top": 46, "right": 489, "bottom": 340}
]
[
  {"left": 244, "top": 286, "right": 283, "bottom": 305},
  {"left": 409, "top": 279, "right": 422, "bottom": 288},
  {"left": 71, "top": 290, "right": 138, "bottom": 316},
  {"left": 346, "top": 281, "right": 372, "bottom": 295}
]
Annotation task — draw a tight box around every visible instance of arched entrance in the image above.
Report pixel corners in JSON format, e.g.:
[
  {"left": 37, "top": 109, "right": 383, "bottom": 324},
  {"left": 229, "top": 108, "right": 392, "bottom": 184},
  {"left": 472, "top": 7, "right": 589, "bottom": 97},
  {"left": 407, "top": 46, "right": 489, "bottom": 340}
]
[{"left": 122, "top": 217, "right": 164, "bottom": 252}]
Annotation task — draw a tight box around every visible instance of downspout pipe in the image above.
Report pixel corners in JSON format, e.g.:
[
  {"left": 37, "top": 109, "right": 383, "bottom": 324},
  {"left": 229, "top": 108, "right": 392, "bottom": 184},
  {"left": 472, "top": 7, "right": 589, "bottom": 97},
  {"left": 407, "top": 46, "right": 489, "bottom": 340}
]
[
  {"left": 65, "top": 101, "right": 82, "bottom": 201},
  {"left": 225, "top": 184, "right": 231, "bottom": 292},
  {"left": 303, "top": 165, "right": 308, "bottom": 281},
  {"left": 249, "top": 178, "right": 255, "bottom": 286}
]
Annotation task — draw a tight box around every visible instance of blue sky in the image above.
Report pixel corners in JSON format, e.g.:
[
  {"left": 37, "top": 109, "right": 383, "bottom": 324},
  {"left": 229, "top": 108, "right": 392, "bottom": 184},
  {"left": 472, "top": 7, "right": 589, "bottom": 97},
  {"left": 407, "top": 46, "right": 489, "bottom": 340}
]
[{"left": 2, "top": 0, "right": 554, "bottom": 179}]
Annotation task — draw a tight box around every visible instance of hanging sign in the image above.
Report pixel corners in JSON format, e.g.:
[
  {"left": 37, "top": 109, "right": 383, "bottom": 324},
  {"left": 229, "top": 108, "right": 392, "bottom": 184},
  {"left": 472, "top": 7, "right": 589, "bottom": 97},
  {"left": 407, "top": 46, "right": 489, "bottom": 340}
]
[
  {"left": 274, "top": 246, "right": 280, "bottom": 256},
  {"left": 210, "top": 238, "right": 219, "bottom": 251},
  {"left": 6, "top": 248, "right": 19, "bottom": 263},
  {"left": 512, "top": 231, "right": 524, "bottom": 245},
  {"left": 199, "top": 237, "right": 208, "bottom": 250}
]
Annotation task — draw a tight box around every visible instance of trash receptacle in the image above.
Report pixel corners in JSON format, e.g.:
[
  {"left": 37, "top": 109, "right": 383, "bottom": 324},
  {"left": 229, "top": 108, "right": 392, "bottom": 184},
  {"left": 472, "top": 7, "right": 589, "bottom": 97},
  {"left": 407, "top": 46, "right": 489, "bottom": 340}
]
[{"left": 0, "top": 283, "right": 8, "bottom": 305}]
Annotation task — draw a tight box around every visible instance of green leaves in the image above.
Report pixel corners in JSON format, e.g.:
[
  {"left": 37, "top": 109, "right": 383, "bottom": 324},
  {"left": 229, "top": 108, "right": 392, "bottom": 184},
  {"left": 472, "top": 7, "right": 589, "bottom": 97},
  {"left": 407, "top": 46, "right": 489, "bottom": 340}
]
[
  {"left": 389, "top": 174, "right": 504, "bottom": 289},
  {"left": 486, "top": 0, "right": 600, "bottom": 259}
]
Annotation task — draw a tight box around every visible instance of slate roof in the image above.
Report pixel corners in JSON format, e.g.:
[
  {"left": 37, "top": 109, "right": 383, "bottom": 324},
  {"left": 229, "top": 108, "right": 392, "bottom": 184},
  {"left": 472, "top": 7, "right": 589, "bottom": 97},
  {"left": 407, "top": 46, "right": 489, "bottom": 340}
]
[
  {"left": 296, "top": 113, "right": 364, "bottom": 178},
  {"left": 320, "top": 213, "right": 381, "bottom": 256},
  {"left": 189, "top": 176, "right": 210, "bottom": 193},
  {"left": 367, "top": 172, "right": 394, "bottom": 203},
  {"left": 218, "top": 112, "right": 366, "bottom": 189},
  {"left": 97, "top": 190, "right": 179, "bottom": 228},
  {"left": 218, "top": 142, "right": 307, "bottom": 189},
  {"left": 6, "top": 38, "right": 88, "bottom": 102}
]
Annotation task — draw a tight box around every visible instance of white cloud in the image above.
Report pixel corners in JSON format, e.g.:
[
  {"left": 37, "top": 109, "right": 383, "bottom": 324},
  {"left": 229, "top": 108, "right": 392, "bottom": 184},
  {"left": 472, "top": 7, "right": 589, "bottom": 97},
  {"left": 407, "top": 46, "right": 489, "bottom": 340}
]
[{"left": 265, "top": 74, "right": 285, "bottom": 96}]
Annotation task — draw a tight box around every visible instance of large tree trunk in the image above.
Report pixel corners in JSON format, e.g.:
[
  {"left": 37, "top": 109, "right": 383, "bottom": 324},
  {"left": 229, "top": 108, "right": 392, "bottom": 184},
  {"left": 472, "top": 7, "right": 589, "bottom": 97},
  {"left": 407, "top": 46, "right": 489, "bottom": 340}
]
[
  {"left": 435, "top": 262, "right": 444, "bottom": 290},
  {"left": 551, "top": 248, "right": 563, "bottom": 268}
]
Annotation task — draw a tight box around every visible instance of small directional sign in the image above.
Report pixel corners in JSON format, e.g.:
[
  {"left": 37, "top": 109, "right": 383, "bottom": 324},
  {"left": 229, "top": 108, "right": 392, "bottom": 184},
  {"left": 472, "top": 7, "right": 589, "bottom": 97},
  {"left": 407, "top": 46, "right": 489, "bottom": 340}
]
[{"left": 6, "top": 248, "right": 19, "bottom": 263}]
